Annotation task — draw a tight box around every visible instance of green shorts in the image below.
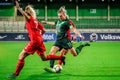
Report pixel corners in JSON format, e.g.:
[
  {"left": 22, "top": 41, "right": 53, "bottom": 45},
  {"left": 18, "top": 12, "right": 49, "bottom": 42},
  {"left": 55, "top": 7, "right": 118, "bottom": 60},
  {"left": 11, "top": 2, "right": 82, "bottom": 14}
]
[{"left": 54, "top": 38, "right": 73, "bottom": 50}]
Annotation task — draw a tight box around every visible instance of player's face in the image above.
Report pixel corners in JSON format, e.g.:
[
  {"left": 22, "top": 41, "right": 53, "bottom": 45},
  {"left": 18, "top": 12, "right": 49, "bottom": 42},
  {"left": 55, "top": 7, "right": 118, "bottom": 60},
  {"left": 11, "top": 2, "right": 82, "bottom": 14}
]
[
  {"left": 58, "top": 13, "right": 66, "bottom": 21},
  {"left": 25, "top": 6, "right": 30, "bottom": 15},
  {"left": 25, "top": 8, "right": 29, "bottom": 14}
]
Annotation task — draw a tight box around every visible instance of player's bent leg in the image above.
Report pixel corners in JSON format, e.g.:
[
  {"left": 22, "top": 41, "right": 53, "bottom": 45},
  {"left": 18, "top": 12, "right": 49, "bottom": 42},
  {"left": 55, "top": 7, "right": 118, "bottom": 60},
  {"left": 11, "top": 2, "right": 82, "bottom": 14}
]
[
  {"left": 45, "top": 46, "right": 61, "bottom": 60},
  {"left": 38, "top": 51, "right": 55, "bottom": 68},
  {"left": 75, "top": 45, "right": 83, "bottom": 55},
  {"left": 57, "top": 48, "right": 68, "bottom": 65},
  {"left": 49, "top": 46, "right": 60, "bottom": 54},
  {"left": 75, "top": 42, "right": 90, "bottom": 55},
  {"left": 19, "top": 50, "right": 30, "bottom": 60},
  {"left": 39, "top": 52, "right": 66, "bottom": 65},
  {"left": 44, "top": 46, "right": 66, "bottom": 64},
  {"left": 39, "top": 53, "right": 47, "bottom": 61},
  {"left": 50, "top": 60, "right": 55, "bottom": 68},
  {"left": 82, "top": 42, "right": 90, "bottom": 47},
  {"left": 48, "top": 46, "right": 60, "bottom": 67},
  {"left": 7, "top": 50, "right": 29, "bottom": 78},
  {"left": 49, "top": 48, "right": 67, "bottom": 68},
  {"left": 69, "top": 48, "right": 78, "bottom": 56},
  {"left": 46, "top": 54, "right": 66, "bottom": 65},
  {"left": 39, "top": 53, "right": 62, "bottom": 61}
]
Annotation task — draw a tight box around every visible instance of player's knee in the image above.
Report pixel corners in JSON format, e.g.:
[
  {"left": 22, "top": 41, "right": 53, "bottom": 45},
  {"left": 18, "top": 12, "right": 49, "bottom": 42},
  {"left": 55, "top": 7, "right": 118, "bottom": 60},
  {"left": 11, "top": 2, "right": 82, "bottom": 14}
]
[
  {"left": 18, "top": 51, "right": 28, "bottom": 60},
  {"left": 39, "top": 55, "right": 47, "bottom": 61},
  {"left": 73, "top": 54, "right": 77, "bottom": 56},
  {"left": 41, "top": 58, "right": 47, "bottom": 61},
  {"left": 18, "top": 56, "right": 24, "bottom": 60},
  {"left": 49, "top": 53, "right": 55, "bottom": 56},
  {"left": 18, "top": 54, "right": 24, "bottom": 60},
  {"left": 72, "top": 53, "right": 77, "bottom": 56},
  {"left": 49, "top": 49, "right": 54, "bottom": 53}
]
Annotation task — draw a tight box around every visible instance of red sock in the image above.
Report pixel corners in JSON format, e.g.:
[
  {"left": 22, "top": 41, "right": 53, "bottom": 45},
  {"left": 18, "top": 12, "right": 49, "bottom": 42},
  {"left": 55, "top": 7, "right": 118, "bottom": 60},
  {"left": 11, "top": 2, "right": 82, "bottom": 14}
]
[
  {"left": 58, "top": 60, "right": 62, "bottom": 65},
  {"left": 46, "top": 54, "right": 61, "bottom": 60},
  {"left": 15, "top": 59, "right": 24, "bottom": 76},
  {"left": 58, "top": 53, "right": 64, "bottom": 65}
]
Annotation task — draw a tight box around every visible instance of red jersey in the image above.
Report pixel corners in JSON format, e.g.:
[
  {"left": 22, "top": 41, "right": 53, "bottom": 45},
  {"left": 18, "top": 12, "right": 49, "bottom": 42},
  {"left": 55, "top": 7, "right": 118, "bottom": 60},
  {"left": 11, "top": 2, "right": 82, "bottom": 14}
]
[{"left": 26, "top": 16, "right": 45, "bottom": 44}]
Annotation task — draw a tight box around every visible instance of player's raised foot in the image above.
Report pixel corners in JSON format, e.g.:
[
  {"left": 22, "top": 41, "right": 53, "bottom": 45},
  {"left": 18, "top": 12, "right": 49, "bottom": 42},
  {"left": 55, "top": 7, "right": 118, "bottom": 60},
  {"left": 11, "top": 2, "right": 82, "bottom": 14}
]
[
  {"left": 7, "top": 73, "right": 18, "bottom": 78},
  {"left": 61, "top": 56, "right": 66, "bottom": 65},
  {"left": 44, "top": 67, "right": 55, "bottom": 73},
  {"left": 84, "top": 42, "right": 90, "bottom": 46},
  {"left": 81, "top": 42, "right": 90, "bottom": 47}
]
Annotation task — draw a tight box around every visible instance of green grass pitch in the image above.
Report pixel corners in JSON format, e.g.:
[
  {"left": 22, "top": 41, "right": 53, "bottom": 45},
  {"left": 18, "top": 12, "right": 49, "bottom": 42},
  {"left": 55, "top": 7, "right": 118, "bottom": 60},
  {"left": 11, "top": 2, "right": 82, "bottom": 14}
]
[{"left": 0, "top": 42, "right": 120, "bottom": 80}]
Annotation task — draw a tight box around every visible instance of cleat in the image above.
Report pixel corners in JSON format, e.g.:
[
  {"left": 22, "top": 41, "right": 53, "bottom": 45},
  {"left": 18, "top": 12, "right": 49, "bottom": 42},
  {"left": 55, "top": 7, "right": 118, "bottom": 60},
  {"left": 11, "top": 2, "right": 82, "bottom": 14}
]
[
  {"left": 44, "top": 67, "right": 55, "bottom": 73},
  {"left": 61, "top": 56, "right": 65, "bottom": 65},
  {"left": 83, "top": 42, "right": 90, "bottom": 46},
  {"left": 75, "top": 48, "right": 80, "bottom": 55},
  {"left": 7, "top": 73, "right": 17, "bottom": 78}
]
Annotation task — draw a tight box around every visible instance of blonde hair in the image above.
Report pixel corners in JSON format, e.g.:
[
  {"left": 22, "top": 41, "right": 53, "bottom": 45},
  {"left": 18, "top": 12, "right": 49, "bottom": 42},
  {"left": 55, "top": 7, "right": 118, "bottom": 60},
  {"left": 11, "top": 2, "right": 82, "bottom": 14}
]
[
  {"left": 25, "top": 5, "right": 36, "bottom": 19},
  {"left": 58, "top": 6, "right": 69, "bottom": 19}
]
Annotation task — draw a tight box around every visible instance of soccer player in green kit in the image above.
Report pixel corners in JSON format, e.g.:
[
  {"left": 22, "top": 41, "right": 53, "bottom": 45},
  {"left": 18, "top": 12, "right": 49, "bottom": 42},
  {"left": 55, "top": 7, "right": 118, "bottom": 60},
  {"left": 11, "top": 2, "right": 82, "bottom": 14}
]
[{"left": 42, "top": 6, "right": 90, "bottom": 72}]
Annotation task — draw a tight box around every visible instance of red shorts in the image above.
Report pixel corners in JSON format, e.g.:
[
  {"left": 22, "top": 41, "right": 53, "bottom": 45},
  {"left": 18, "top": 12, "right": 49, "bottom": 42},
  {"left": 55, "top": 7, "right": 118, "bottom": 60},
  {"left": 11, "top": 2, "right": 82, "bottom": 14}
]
[{"left": 24, "top": 41, "right": 46, "bottom": 55}]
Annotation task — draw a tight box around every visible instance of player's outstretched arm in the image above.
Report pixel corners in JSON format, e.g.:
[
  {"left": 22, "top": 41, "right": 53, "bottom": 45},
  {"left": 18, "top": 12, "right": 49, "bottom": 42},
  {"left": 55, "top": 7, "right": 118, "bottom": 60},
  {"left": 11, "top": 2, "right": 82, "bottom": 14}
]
[
  {"left": 69, "top": 20, "right": 84, "bottom": 40},
  {"left": 41, "top": 21, "right": 55, "bottom": 26},
  {"left": 38, "top": 22, "right": 46, "bottom": 35},
  {"left": 72, "top": 27, "right": 85, "bottom": 40},
  {"left": 15, "top": 1, "right": 30, "bottom": 20}
]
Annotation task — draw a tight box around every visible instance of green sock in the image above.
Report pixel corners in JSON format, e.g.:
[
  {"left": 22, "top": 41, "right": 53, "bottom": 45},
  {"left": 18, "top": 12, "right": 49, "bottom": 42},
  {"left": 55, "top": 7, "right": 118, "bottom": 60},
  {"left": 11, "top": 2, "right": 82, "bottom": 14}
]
[{"left": 75, "top": 45, "right": 83, "bottom": 55}]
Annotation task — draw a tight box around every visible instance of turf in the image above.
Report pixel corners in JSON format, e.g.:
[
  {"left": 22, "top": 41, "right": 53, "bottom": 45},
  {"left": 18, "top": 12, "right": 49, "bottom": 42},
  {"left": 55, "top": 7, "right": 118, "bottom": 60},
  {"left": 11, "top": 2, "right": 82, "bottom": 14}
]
[{"left": 0, "top": 42, "right": 120, "bottom": 80}]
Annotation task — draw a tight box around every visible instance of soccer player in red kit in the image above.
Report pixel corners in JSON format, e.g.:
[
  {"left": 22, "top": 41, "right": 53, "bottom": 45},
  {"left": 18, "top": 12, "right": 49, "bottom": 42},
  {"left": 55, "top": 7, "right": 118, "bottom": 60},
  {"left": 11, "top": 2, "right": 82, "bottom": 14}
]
[{"left": 7, "top": 1, "right": 65, "bottom": 78}]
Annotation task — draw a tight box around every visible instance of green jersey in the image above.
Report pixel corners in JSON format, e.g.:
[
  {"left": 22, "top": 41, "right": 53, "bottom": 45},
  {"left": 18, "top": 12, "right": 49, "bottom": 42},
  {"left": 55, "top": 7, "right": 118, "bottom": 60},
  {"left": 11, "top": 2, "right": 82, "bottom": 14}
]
[
  {"left": 55, "top": 19, "right": 72, "bottom": 40},
  {"left": 53, "top": 19, "right": 73, "bottom": 50}
]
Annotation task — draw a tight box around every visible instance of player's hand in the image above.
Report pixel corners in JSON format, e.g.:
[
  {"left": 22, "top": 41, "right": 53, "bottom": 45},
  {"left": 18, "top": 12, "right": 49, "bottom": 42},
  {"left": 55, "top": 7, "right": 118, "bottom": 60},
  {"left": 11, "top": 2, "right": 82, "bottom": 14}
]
[
  {"left": 15, "top": 0, "right": 20, "bottom": 9},
  {"left": 73, "top": 35, "right": 77, "bottom": 41},
  {"left": 80, "top": 36, "right": 85, "bottom": 40},
  {"left": 41, "top": 21, "right": 47, "bottom": 24}
]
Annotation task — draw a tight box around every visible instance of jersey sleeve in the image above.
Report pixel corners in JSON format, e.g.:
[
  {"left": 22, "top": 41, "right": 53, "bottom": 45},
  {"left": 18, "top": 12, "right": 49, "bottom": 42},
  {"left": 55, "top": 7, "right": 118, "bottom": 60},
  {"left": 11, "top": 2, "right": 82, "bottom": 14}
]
[
  {"left": 65, "top": 20, "right": 73, "bottom": 30},
  {"left": 38, "top": 22, "right": 45, "bottom": 34},
  {"left": 69, "top": 20, "right": 76, "bottom": 28},
  {"left": 38, "top": 21, "right": 44, "bottom": 29}
]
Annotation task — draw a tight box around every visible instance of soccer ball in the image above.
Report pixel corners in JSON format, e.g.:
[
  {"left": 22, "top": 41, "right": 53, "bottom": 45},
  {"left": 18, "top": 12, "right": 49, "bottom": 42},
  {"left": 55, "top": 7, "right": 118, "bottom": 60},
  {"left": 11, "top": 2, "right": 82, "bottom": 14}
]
[{"left": 53, "top": 64, "right": 62, "bottom": 73}]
